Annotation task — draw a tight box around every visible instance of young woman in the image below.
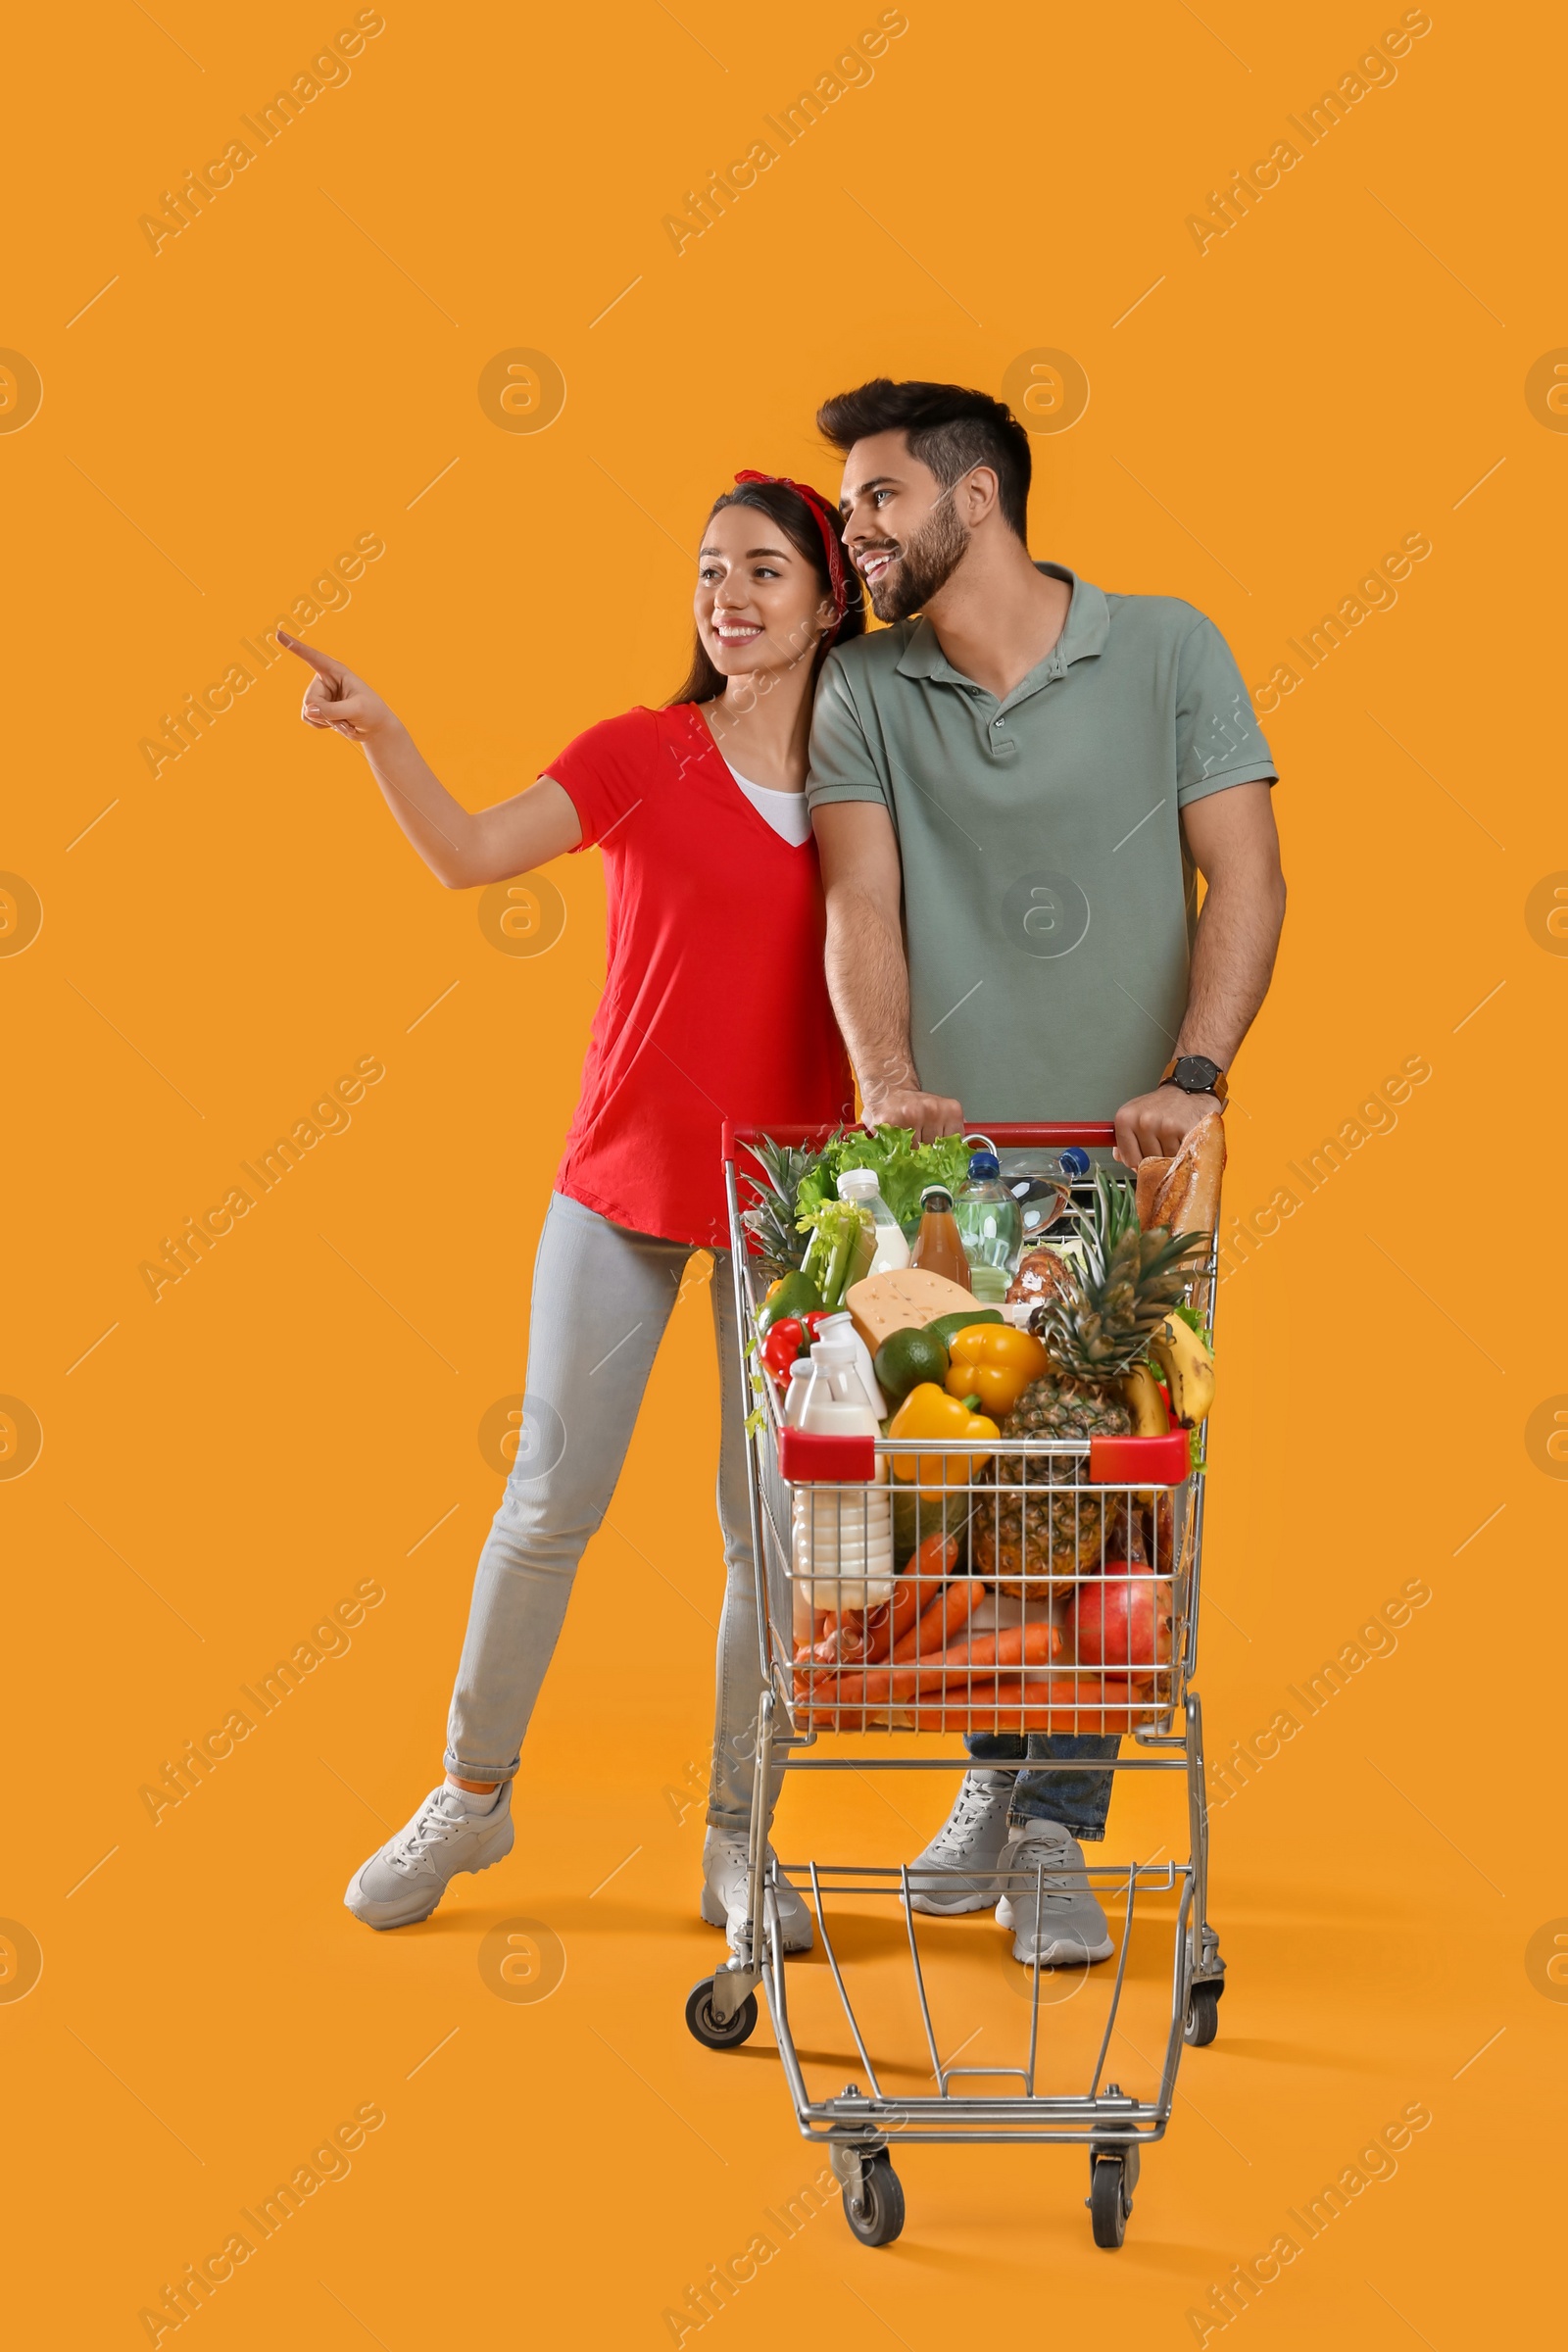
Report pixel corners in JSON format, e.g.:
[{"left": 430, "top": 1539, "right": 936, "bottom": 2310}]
[{"left": 280, "top": 471, "right": 859, "bottom": 1948}]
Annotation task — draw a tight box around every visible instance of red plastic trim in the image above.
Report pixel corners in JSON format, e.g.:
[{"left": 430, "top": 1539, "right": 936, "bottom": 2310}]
[
  {"left": 778, "top": 1428, "right": 876, "bottom": 1484},
  {"left": 1088, "top": 1428, "right": 1192, "bottom": 1487},
  {"left": 725, "top": 1119, "right": 1117, "bottom": 1164}
]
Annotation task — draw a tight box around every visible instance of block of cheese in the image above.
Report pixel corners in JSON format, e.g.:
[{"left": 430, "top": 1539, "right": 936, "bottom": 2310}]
[{"left": 846, "top": 1268, "right": 982, "bottom": 1357}]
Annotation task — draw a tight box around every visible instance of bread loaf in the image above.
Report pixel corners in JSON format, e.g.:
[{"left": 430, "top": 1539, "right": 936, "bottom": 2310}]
[
  {"left": 1149, "top": 1113, "right": 1226, "bottom": 1235},
  {"left": 1135, "top": 1157, "right": 1171, "bottom": 1231}
]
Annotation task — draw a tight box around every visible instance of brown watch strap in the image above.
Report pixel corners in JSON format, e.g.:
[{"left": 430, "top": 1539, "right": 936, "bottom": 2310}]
[{"left": 1160, "top": 1055, "right": 1229, "bottom": 1102}]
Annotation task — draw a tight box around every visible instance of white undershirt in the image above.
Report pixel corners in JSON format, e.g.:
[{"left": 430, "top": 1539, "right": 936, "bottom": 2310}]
[{"left": 725, "top": 761, "right": 813, "bottom": 848}]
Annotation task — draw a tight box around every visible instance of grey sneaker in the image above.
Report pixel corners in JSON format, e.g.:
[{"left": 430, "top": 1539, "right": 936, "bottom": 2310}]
[
  {"left": 701, "top": 1831, "right": 813, "bottom": 1954},
  {"left": 906, "top": 1771, "right": 1016, "bottom": 1916},
  {"left": 344, "top": 1783, "right": 514, "bottom": 1930},
  {"left": 996, "top": 1819, "right": 1113, "bottom": 1966}
]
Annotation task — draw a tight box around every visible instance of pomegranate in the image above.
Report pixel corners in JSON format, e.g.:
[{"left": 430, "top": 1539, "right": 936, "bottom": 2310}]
[{"left": 1068, "top": 1574, "right": 1174, "bottom": 1670}]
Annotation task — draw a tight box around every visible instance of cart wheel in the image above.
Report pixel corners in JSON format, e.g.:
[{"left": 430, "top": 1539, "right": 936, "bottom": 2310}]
[
  {"left": 843, "top": 2151, "right": 905, "bottom": 2247},
  {"left": 684, "top": 1976, "right": 758, "bottom": 2050},
  {"left": 1089, "top": 2156, "right": 1132, "bottom": 2249},
  {"left": 1184, "top": 1981, "right": 1223, "bottom": 2047}
]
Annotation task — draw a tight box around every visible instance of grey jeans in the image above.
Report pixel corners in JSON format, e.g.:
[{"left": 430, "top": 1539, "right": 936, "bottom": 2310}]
[{"left": 443, "top": 1191, "right": 778, "bottom": 1833}]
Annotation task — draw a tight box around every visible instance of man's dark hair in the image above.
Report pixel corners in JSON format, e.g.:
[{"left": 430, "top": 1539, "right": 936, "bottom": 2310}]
[{"left": 815, "top": 378, "right": 1032, "bottom": 541}]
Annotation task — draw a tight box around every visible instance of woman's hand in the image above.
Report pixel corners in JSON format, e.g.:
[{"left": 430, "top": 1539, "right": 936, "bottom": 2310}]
[
  {"left": 274, "top": 627, "right": 581, "bottom": 886},
  {"left": 279, "top": 630, "right": 396, "bottom": 743}
]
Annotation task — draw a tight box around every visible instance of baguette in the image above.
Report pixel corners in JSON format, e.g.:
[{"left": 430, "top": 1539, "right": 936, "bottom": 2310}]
[
  {"left": 1135, "top": 1156, "right": 1171, "bottom": 1231},
  {"left": 1150, "top": 1112, "right": 1226, "bottom": 1235}
]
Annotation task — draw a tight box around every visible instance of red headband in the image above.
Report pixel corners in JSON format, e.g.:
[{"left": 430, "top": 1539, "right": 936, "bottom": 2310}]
[{"left": 732, "top": 469, "right": 851, "bottom": 641}]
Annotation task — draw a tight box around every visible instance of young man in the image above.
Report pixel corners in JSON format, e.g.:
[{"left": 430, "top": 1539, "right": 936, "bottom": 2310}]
[{"left": 807, "top": 378, "right": 1286, "bottom": 1967}]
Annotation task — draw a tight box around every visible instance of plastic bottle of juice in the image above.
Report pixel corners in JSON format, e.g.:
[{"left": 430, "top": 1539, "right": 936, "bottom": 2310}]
[
  {"left": 908, "top": 1184, "right": 972, "bottom": 1291},
  {"left": 955, "top": 1150, "right": 1023, "bottom": 1301},
  {"left": 836, "top": 1167, "right": 909, "bottom": 1274}
]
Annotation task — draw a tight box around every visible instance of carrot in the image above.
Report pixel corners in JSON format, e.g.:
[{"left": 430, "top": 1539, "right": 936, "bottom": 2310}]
[
  {"left": 850, "top": 1611, "right": 884, "bottom": 1663},
  {"left": 909, "top": 1530, "right": 959, "bottom": 1583},
  {"left": 906, "top": 1673, "right": 1161, "bottom": 1733},
  {"left": 886, "top": 1574, "right": 927, "bottom": 1643},
  {"left": 934, "top": 1623, "right": 1061, "bottom": 1671},
  {"left": 828, "top": 1610, "right": 872, "bottom": 1663},
  {"left": 892, "top": 1578, "right": 984, "bottom": 1663},
  {"left": 863, "top": 1563, "right": 943, "bottom": 1661},
  {"left": 810, "top": 1663, "right": 920, "bottom": 1708},
  {"left": 809, "top": 1642, "right": 1063, "bottom": 1712},
  {"left": 906, "top": 1705, "right": 1158, "bottom": 1733}
]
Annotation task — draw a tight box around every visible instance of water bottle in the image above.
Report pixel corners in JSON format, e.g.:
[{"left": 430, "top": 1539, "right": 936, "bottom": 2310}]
[
  {"left": 955, "top": 1152, "right": 1023, "bottom": 1299},
  {"left": 1007, "top": 1146, "right": 1092, "bottom": 1248},
  {"left": 790, "top": 1343, "right": 894, "bottom": 1615},
  {"left": 836, "top": 1167, "right": 909, "bottom": 1274}
]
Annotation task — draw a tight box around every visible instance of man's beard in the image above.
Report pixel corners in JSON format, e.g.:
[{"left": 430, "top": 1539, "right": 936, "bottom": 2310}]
[{"left": 863, "top": 496, "right": 969, "bottom": 622}]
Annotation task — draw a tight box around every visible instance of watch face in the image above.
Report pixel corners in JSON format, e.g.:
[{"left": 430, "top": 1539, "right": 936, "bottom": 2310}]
[{"left": 1173, "top": 1056, "right": 1220, "bottom": 1091}]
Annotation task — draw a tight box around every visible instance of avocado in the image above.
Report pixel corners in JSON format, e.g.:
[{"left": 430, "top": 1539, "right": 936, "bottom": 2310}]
[
  {"left": 756, "top": 1269, "right": 824, "bottom": 1336},
  {"left": 872, "top": 1324, "right": 950, "bottom": 1402}
]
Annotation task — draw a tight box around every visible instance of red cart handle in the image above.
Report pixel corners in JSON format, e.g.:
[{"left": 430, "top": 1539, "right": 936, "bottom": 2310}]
[{"left": 723, "top": 1119, "right": 1117, "bottom": 1162}]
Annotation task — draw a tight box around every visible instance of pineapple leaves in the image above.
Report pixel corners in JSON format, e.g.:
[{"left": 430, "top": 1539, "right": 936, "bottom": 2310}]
[
  {"left": 740, "top": 1130, "right": 843, "bottom": 1282},
  {"left": 1030, "top": 1170, "right": 1207, "bottom": 1379}
]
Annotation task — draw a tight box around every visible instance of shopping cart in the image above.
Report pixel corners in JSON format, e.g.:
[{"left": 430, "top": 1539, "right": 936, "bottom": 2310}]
[{"left": 683, "top": 1123, "right": 1227, "bottom": 2250}]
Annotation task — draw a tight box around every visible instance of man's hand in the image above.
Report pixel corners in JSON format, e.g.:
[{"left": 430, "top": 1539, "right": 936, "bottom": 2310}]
[
  {"left": 279, "top": 630, "right": 397, "bottom": 743},
  {"left": 859, "top": 1081, "right": 965, "bottom": 1147},
  {"left": 1114, "top": 1085, "right": 1219, "bottom": 1168},
  {"left": 814, "top": 805, "right": 970, "bottom": 1144}
]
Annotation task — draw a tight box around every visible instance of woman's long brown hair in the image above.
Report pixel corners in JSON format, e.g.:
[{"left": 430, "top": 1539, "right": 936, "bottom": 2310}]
[{"left": 667, "top": 479, "right": 865, "bottom": 708}]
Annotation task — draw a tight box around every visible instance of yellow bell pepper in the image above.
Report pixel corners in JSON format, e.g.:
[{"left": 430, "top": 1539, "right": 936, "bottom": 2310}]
[
  {"left": 887, "top": 1381, "right": 999, "bottom": 1498},
  {"left": 943, "top": 1324, "right": 1050, "bottom": 1419}
]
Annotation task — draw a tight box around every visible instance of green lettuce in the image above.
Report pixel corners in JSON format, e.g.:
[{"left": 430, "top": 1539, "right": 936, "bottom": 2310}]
[{"left": 795, "top": 1125, "right": 972, "bottom": 1228}]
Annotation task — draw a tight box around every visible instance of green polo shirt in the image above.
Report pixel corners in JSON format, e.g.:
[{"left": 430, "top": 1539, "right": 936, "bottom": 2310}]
[{"left": 806, "top": 564, "right": 1276, "bottom": 1121}]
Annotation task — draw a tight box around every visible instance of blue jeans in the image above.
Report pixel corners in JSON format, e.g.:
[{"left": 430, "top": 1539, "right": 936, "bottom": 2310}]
[{"left": 966, "top": 1734, "right": 1120, "bottom": 1840}]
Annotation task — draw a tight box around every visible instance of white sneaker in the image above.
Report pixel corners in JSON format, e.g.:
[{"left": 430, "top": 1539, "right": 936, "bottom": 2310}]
[
  {"left": 906, "top": 1771, "right": 1016, "bottom": 1915},
  {"left": 344, "top": 1783, "right": 514, "bottom": 1930},
  {"left": 995, "top": 1819, "right": 1113, "bottom": 1966},
  {"left": 701, "top": 1831, "right": 813, "bottom": 1954}
]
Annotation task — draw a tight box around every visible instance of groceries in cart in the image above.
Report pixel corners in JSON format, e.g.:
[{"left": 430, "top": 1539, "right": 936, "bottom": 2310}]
[{"left": 744, "top": 1116, "right": 1225, "bottom": 1741}]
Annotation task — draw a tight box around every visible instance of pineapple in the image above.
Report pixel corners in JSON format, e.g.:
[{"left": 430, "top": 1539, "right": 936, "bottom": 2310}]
[
  {"left": 971, "top": 1172, "right": 1205, "bottom": 1594},
  {"left": 741, "top": 1131, "right": 842, "bottom": 1283}
]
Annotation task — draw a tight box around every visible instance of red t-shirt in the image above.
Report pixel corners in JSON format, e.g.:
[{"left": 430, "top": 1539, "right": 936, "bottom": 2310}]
[{"left": 548, "top": 703, "right": 854, "bottom": 1250}]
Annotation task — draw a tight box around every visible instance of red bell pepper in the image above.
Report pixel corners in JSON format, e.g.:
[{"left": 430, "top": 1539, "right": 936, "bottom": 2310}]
[
  {"left": 762, "top": 1310, "right": 833, "bottom": 1394},
  {"left": 761, "top": 1317, "right": 808, "bottom": 1391}
]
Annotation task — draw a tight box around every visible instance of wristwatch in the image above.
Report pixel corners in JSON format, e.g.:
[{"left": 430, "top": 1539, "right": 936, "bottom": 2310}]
[{"left": 1160, "top": 1054, "right": 1228, "bottom": 1102}]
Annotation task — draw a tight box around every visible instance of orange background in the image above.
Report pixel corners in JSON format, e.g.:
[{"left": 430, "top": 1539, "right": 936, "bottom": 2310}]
[{"left": 4, "top": 1, "right": 1562, "bottom": 2343}]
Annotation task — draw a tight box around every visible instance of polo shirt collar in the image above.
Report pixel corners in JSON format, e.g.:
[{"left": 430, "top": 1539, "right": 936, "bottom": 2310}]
[{"left": 893, "top": 563, "right": 1110, "bottom": 685}]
